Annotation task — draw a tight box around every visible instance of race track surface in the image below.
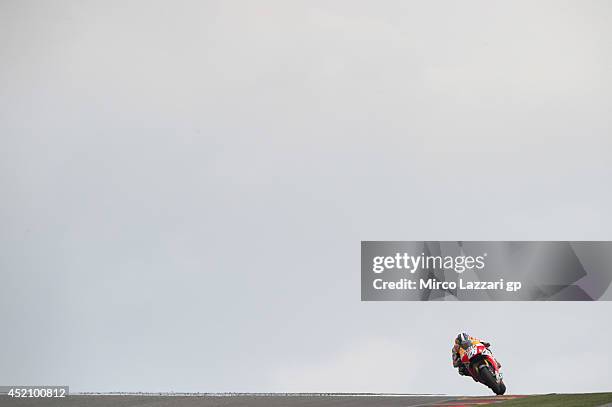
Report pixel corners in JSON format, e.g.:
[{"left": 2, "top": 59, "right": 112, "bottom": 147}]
[{"left": 0, "top": 394, "right": 526, "bottom": 407}]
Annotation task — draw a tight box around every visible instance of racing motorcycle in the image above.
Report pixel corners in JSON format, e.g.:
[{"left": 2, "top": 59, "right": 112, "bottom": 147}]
[{"left": 459, "top": 341, "right": 506, "bottom": 395}]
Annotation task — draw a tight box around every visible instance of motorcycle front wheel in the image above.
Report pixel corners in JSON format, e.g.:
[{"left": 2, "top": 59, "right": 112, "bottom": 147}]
[
  {"left": 497, "top": 381, "right": 507, "bottom": 395},
  {"left": 478, "top": 364, "right": 504, "bottom": 395}
]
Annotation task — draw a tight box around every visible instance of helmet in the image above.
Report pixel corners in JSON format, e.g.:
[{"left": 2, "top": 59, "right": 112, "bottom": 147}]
[{"left": 455, "top": 332, "right": 470, "bottom": 345}]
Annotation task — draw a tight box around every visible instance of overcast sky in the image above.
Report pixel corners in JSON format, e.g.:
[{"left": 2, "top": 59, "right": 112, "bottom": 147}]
[{"left": 1, "top": 0, "right": 611, "bottom": 396}]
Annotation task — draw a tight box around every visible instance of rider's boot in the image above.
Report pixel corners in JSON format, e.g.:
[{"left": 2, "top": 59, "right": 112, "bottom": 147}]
[{"left": 459, "top": 365, "right": 475, "bottom": 381}]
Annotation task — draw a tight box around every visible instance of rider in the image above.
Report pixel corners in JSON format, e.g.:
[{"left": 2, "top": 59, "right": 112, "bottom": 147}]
[{"left": 452, "top": 332, "right": 501, "bottom": 377}]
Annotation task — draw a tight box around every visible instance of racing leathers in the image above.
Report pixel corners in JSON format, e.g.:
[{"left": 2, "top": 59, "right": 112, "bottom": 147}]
[{"left": 452, "top": 335, "right": 500, "bottom": 377}]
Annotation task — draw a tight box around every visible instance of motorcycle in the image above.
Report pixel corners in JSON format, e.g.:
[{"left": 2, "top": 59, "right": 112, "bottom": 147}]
[{"left": 459, "top": 341, "right": 506, "bottom": 395}]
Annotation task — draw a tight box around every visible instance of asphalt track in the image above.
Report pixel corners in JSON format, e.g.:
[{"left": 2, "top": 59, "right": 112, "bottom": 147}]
[{"left": 0, "top": 394, "right": 526, "bottom": 407}]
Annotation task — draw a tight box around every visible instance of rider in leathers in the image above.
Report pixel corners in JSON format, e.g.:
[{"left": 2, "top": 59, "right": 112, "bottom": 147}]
[{"left": 452, "top": 333, "right": 501, "bottom": 377}]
